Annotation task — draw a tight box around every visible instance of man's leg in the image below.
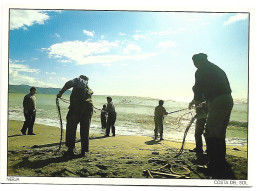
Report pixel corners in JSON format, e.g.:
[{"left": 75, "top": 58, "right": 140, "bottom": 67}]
[
  {"left": 111, "top": 114, "right": 116, "bottom": 136},
  {"left": 194, "top": 118, "right": 206, "bottom": 152},
  {"left": 80, "top": 111, "right": 92, "bottom": 156},
  {"left": 21, "top": 113, "right": 30, "bottom": 135},
  {"left": 154, "top": 119, "right": 159, "bottom": 140},
  {"left": 204, "top": 95, "right": 233, "bottom": 171},
  {"left": 28, "top": 113, "right": 36, "bottom": 135},
  {"left": 159, "top": 119, "right": 164, "bottom": 140},
  {"left": 65, "top": 110, "right": 79, "bottom": 155},
  {"left": 101, "top": 116, "right": 106, "bottom": 129},
  {"left": 106, "top": 116, "right": 112, "bottom": 136}
]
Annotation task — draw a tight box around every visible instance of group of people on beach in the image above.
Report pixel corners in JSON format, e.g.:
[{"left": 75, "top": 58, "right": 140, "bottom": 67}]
[{"left": 21, "top": 53, "right": 233, "bottom": 175}]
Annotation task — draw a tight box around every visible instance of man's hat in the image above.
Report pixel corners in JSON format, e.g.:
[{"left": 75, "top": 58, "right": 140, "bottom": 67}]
[
  {"left": 192, "top": 53, "right": 208, "bottom": 62},
  {"left": 79, "top": 75, "right": 89, "bottom": 81}
]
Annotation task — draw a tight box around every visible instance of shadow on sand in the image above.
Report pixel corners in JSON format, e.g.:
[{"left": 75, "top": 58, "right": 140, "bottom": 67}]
[
  {"left": 8, "top": 134, "right": 24, "bottom": 138},
  {"left": 13, "top": 153, "right": 84, "bottom": 170},
  {"left": 145, "top": 139, "right": 161, "bottom": 145}
]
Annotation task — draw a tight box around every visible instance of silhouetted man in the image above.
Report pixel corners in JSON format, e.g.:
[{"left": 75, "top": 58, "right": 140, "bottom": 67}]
[
  {"left": 189, "top": 53, "right": 233, "bottom": 173},
  {"left": 101, "top": 104, "right": 107, "bottom": 129},
  {"left": 154, "top": 100, "right": 168, "bottom": 141},
  {"left": 105, "top": 96, "right": 116, "bottom": 137},
  {"left": 57, "top": 75, "right": 93, "bottom": 157}
]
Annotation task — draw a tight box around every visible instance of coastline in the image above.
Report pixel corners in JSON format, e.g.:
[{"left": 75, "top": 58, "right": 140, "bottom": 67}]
[{"left": 8, "top": 112, "right": 248, "bottom": 147}]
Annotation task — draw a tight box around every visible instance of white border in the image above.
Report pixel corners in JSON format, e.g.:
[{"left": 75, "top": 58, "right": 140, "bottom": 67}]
[{"left": 1, "top": 0, "right": 259, "bottom": 189}]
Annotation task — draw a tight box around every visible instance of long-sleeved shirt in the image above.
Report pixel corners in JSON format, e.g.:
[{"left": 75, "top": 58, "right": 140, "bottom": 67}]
[
  {"left": 154, "top": 105, "right": 167, "bottom": 119},
  {"left": 23, "top": 93, "right": 36, "bottom": 112},
  {"left": 193, "top": 61, "right": 232, "bottom": 102}
]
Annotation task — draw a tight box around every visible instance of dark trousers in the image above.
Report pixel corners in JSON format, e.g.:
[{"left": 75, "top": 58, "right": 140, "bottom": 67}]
[
  {"left": 66, "top": 109, "right": 92, "bottom": 152},
  {"left": 194, "top": 117, "right": 206, "bottom": 151},
  {"left": 154, "top": 117, "right": 164, "bottom": 139},
  {"left": 106, "top": 113, "right": 116, "bottom": 136},
  {"left": 101, "top": 115, "right": 107, "bottom": 129},
  {"left": 205, "top": 137, "right": 227, "bottom": 168},
  {"left": 21, "top": 112, "right": 36, "bottom": 134},
  {"left": 205, "top": 94, "right": 233, "bottom": 168}
]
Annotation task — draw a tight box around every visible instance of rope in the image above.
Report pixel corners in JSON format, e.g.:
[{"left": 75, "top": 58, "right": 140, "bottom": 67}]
[
  {"left": 173, "top": 113, "right": 196, "bottom": 158},
  {"left": 167, "top": 108, "right": 189, "bottom": 115},
  {"left": 163, "top": 102, "right": 207, "bottom": 158},
  {"left": 60, "top": 97, "right": 70, "bottom": 104},
  {"left": 56, "top": 98, "right": 64, "bottom": 152}
]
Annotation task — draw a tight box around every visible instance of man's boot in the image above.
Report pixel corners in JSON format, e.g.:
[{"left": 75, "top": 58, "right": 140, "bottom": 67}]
[
  {"left": 198, "top": 137, "right": 217, "bottom": 173},
  {"left": 218, "top": 138, "right": 231, "bottom": 168},
  {"left": 160, "top": 133, "right": 164, "bottom": 141},
  {"left": 64, "top": 148, "right": 74, "bottom": 158}
]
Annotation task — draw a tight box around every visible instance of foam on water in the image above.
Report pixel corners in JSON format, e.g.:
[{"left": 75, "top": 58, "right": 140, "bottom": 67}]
[
  {"left": 9, "top": 111, "right": 247, "bottom": 146},
  {"left": 8, "top": 94, "right": 248, "bottom": 147}
]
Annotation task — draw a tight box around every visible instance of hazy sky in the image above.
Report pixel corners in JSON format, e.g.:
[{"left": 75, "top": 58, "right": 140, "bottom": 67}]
[{"left": 9, "top": 9, "right": 249, "bottom": 101}]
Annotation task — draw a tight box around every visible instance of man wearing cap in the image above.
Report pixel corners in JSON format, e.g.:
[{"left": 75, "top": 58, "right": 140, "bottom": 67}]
[
  {"left": 21, "top": 87, "right": 37, "bottom": 135},
  {"left": 105, "top": 96, "right": 117, "bottom": 137},
  {"left": 154, "top": 100, "right": 168, "bottom": 141},
  {"left": 57, "top": 75, "right": 93, "bottom": 157},
  {"left": 189, "top": 53, "right": 233, "bottom": 173}
]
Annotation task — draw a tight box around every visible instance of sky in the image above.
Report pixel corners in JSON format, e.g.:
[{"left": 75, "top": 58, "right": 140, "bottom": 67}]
[{"left": 8, "top": 9, "right": 249, "bottom": 101}]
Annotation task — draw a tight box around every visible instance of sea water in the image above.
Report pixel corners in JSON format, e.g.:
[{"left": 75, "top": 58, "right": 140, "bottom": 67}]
[{"left": 8, "top": 93, "right": 248, "bottom": 146}]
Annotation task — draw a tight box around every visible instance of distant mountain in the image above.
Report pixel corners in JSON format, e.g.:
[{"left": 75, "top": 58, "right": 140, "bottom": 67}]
[{"left": 8, "top": 85, "right": 71, "bottom": 95}]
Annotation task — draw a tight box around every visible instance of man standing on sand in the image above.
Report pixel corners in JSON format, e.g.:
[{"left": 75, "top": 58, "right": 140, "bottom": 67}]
[
  {"left": 57, "top": 75, "right": 93, "bottom": 157},
  {"left": 101, "top": 104, "right": 107, "bottom": 129},
  {"left": 154, "top": 100, "right": 168, "bottom": 141},
  {"left": 189, "top": 53, "right": 233, "bottom": 173},
  {"left": 105, "top": 96, "right": 117, "bottom": 137},
  {"left": 189, "top": 91, "right": 207, "bottom": 154},
  {"left": 21, "top": 87, "right": 37, "bottom": 135}
]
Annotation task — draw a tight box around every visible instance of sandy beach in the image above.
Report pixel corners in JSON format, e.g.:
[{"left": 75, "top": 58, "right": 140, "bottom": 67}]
[{"left": 7, "top": 120, "right": 248, "bottom": 180}]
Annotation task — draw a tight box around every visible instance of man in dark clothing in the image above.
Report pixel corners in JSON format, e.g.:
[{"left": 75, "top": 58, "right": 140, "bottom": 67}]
[
  {"left": 105, "top": 96, "right": 116, "bottom": 137},
  {"left": 189, "top": 53, "right": 233, "bottom": 173},
  {"left": 21, "top": 87, "right": 37, "bottom": 135},
  {"left": 101, "top": 104, "right": 107, "bottom": 129},
  {"left": 57, "top": 75, "right": 93, "bottom": 157},
  {"left": 189, "top": 90, "right": 207, "bottom": 154},
  {"left": 154, "top": 100, "right": 168, "bottom": 141}
]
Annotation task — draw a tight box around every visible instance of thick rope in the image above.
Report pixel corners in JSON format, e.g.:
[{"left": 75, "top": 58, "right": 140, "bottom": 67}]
[
  {"left": 167, "top": 108, "right": 189, "bottom": 115},
  {"left": 56, "top": 98, "right": 63, "bottom": 152},
  {"left": 173, "top": 113, "right": 197, "bottom": 158},
  {"left": 161, "top": 102, "right": 206, "bottom": 158}
]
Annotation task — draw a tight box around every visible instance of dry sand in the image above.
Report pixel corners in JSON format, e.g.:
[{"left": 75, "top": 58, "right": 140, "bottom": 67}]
[{"left": 7, "top": 120, "right": 248, "bottom": 180}]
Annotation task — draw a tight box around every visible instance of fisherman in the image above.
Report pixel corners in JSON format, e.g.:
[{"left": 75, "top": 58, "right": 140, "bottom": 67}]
[
  {"left": 154, "top": 100, "right": 168, "bottom": 141},
  {"left": 101, "top": 104, "right": 107, "bottom": 129},
  {"left": 57, "top": 75, "right": 93, "bottom": 157},
  {"left": 21, "top": 87, "right": 37, "bottom": 135},
  {"left": 189, "top": 91, "right": 207, "bottom": 154},
  {"left": 105, "top": 96, "right": 116, "bottom": 137},
  {"left": 189, "top": 53, "right": 233, "bottom": 173}
]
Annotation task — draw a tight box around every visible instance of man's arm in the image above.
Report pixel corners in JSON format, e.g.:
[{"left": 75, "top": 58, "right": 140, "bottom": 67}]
[
  {"left": 164, "top": 107, "right": 168, "bottom": 115},
  {"left": 189, "top": 69, "right": 205, "bottom": 109},
  {"left": 57, "top": 79, "right": 77, "bottom": 98},
  {"left": 23, "top": 95, "right": 29, "bottom": 114}
]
